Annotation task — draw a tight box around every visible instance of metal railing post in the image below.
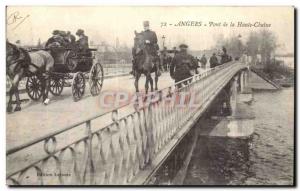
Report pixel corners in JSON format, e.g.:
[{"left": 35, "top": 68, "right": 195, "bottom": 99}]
[
  {"left": 83, "top": 120, "right": 95, "bottom": 185},
  {"left": 146, "top": 102, "right": 155, "bottom": 165}
]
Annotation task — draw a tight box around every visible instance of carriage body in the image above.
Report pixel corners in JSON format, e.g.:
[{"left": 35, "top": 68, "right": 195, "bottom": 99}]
[{"left": 25, "top": 47, "right": 104, "bottom": 102}]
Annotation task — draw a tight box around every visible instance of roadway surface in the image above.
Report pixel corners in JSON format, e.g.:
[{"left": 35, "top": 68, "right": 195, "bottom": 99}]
[{"left": 7, "top": 73, "right": 175, "bottom": 150}]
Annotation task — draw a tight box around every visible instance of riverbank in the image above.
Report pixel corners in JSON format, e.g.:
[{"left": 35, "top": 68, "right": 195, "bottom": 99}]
[{"left": 251, "top": 60, "right": 294, "bottom": 88}]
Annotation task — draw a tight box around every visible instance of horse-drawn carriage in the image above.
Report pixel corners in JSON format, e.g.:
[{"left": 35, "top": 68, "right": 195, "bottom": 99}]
[{"left": 26, "top": 47, "right": 104, "bottom": 102}]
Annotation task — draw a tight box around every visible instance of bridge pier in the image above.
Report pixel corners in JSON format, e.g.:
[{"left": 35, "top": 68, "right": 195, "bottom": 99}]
[
  {"left": 201, "top": 67, "right": 254, "bottom": 139},
  {"left": 229, "top": 69, "right": 253, "bottom": 117},
  {"left": 229, "top": 76, "right": 239, "bottom": 117},
  {"left": 239, "top": 69, "right": 251, "bottom": 94},
  {"left": 229, "top": 69, "right": 252, "bottom": 116}
]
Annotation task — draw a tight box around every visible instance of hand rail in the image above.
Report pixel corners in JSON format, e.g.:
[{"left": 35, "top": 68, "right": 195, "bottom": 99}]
[{"left": 6, "top": 61, "right": 248, "bottom": 185}]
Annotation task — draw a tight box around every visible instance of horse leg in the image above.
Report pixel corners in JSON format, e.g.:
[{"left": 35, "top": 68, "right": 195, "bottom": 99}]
[
  {"left": 135, "top": 72, "right": 141, "bottom": 93},
  {"left": 145, "top": 74, "right": 149, "bottom": 94},
  {"left": 9, "top": 72, "right": 23, "bottom": 112},
  {"left": 155, "top": 71, "right": 158, "bottom": 90},
  {"left": 42, "top": 72, "right": 50, "bottom": 105},
  {"left": 149, "top": 73, "right": 154, "bottom": 92},
  {"left": 14, "top": 80, "right": 22, "bottom": 112},
  {"left": 7, "top": 87, "right": 13, "bottom": 113}
]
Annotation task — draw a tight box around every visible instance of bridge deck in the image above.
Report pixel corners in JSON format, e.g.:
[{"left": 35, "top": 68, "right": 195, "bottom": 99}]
[{"left": 7, "top": 73, "right": 175, "bottom": 150}]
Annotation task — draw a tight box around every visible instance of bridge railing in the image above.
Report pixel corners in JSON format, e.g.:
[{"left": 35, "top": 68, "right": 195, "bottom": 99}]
[{"left": 6, "top": 61, "right": 248, "bottom": 185}]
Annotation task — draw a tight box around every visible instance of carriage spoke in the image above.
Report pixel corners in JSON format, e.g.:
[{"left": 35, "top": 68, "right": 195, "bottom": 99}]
[
  {"left": 26, "top": 75, "right": 42, "bottom": 101},
  {"left": 89, "top": 62, "right": 103, "bottom": 96},
  {"left": 72, "top": 72, "right": 85, "bottom": 101}
]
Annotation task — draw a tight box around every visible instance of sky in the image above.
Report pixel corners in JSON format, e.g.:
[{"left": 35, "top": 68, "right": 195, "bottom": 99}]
[{"left": 6, "top": 6, "right": 294, "bottom": 53}]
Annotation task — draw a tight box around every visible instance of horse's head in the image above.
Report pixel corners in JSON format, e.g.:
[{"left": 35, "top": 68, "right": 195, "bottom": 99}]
[
  {"left": 6, "top": 41, "right": 19, "bottom": 66},
  {"left": 133, "top": 31, "right": 144, "bottom": 55}
]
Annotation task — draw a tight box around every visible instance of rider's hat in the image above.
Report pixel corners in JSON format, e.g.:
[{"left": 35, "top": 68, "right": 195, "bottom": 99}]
[
  {"left": 179, "top": 43, "right": 188, "bottom": 49},
  {"left": 52, "top": 30, "right": 60, "bottom": 35},
  {"left": 76, "top": 29, "right": 84, "bottom": 36},
  {"left": 143, "top": 21, "right": 150, "bottom": 27}
]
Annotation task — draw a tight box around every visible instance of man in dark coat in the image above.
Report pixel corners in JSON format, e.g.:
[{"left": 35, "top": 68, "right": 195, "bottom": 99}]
[
  {"left": 142, "top": 21, "right": 162, "bottom": 73},
  {"left": 200, "top": 54, "right": 207, "bottom": 68},
  {"left": 130, "top": 21, "right": 162, "bottom": 76},
  {"left": 170, "top": 44, "right": 198, "bottom": 88},
  {"left": 220, "top": 46, "right": 231, "bottom": 64},
  {"left": 76, "top": 29, "right": 89, "bottom": 50},
  {"left": 141, "top": 21, "right": 159, "bottom": 55},
  {"left": 209, "top": 53, "right": 219, "bottom": 68}
]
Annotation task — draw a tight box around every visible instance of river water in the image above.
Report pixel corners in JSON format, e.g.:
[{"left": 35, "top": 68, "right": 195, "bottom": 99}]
[{"left": 150, "top": 87, "right": 294, "bottom": 186}]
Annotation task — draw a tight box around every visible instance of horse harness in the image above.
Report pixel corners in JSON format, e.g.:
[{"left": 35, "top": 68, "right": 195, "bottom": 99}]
[{"left": 9, "top": 46, "right": 45, "bottom": 78}]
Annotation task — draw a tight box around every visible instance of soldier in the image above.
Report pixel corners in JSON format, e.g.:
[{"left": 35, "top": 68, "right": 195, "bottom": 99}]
[
  {"left": 141, "top": 21, "right": 162, "bottom": 73},
  {"left": 131, "top": 21, "right": 162, "bottom": 76},
  {"left": 141, "top": 21, "right": 159, "bottom": 54},
  {"left": 170, "top": 44, "right": 198, "bottom": 88},
  {"left": 209, "top": 53, "right": 219, "bottom": 68},
  {"left": 220, "top": 46, "right": 232, "bottom": 64},
  {"left": 75, "top": 29, "right": 89, "bottom": 52},
  {"left": 199, "top": 54, "right": 207, "bottom": 68}
]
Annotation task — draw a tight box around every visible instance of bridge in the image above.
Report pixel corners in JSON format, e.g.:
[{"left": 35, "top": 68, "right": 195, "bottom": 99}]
[{"left": 6, "top": 61, "right": 250, "bottom": 185}]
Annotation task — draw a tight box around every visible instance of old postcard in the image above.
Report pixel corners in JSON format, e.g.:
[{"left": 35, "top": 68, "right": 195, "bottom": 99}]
[{"left": 6, "top": 6, "right": 295, "bottom": 186}]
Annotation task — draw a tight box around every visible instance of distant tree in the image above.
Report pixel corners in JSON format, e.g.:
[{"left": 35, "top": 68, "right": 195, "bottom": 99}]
[
  {"left": 246, "top": 32, "right": 260, "bottom": 64},
  {"left": 259, "top": 30, "right": 277, "bottom": 64},
  {"left": 223, "top": 35, "right": 245, "bottom": 59}
]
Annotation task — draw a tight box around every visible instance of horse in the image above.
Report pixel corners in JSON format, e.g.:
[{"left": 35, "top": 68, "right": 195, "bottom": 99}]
[
  {"left": 6, "top": 41, "right": 54, "bottom": 112},
  {"left": 133, "top": 31, "right": 160, "bottom": 94}
]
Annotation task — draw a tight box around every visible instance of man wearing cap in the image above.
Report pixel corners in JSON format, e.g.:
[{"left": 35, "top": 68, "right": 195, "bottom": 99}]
[
  {"left": 131, "top": 21, "right": 161, "bottom": 76},
  {"left": 199, "top": 54, "right": 207, "bottom": 68},
  {"left": 220, "top": 46, "right": 232, "bottom": 64},
  {"left": 76, "top": 29, "right": 89, "bottom": 52},
  {"left": 141, "top": 21, "right": 159, "bottom": 52},
  {"left": 141, "top": 21, "right": 162, "bottom": 72},
  {"left": 170, "top": 44, "right": 198, "bottom": 88},
  {"left": 209, "top": 53, "right": 219, "bottom": 68}
]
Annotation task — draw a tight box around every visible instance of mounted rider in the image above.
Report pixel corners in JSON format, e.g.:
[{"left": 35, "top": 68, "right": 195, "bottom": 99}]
[{"left": 131, "top": 21, "right": 162, "bottom": 76}]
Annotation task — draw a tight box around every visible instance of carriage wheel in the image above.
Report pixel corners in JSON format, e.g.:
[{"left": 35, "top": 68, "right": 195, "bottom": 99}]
[
  {"left": 49, "top": 77, "right": 64, "bottom": 96},
  {"left": 89, "top": 62, "right": 104, "bottom": 96},
  {"left": 26, "top": 75, "right": 43, "bottom": 101},
  {"left": 72, "top": 72, "right": 85, "bottom": 102}
]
